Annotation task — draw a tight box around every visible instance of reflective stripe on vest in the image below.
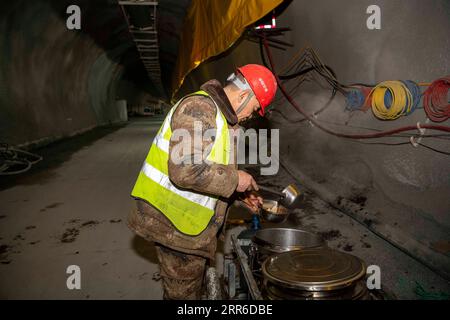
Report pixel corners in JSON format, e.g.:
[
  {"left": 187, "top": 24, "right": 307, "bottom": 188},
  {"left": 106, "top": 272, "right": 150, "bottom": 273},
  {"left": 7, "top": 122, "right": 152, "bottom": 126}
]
[{"left": 131, "top": 90, "right": 231, "bottom": 236}]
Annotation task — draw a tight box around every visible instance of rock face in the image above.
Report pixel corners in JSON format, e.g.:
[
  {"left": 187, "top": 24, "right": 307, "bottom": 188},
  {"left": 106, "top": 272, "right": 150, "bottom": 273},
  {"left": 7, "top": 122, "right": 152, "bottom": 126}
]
[{"left": 0, "top": 0, "right": 151, "bottom": 147}]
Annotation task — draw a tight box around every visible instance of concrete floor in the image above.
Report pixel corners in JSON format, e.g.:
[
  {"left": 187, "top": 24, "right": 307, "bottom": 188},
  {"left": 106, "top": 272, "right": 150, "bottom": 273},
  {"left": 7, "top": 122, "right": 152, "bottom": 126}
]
[
  {"left": 0, "top": 117, "right": 165, "bottom": 299},
  {"left": 1, "top": 117, "right": 449, "bottom": 299}
]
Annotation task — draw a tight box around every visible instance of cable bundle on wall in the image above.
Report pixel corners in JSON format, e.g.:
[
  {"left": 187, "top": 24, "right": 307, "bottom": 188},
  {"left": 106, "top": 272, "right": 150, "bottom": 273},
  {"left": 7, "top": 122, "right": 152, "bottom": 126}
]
[
  {"left": 345, "top": 80, "right": 421, "bottom": 117},
  {"left": 402, "top": 80, "right": 422, "bottom": 114},
  {"left": 262, "top": 37, "right": 450, "bottom": 140},
  {"left": 261, "top": 38, "right": 449, "bottom": 130},
  {"left": 369, "top": 81, "right": 417, "bottom": 120},
  {"left": 423, "top": 76, "right": 450, "bottom": 122},
  {"left": 345, "top": 86, "right": 372, "bottom": 111},
  {"left": 260, "top": 41, "right": 346, "bottom": 95}
]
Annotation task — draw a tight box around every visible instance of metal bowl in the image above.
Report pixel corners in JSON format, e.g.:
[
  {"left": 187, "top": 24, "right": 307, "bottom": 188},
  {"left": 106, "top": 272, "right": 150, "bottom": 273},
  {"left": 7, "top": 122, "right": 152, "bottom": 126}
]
[
  {"left": 260, "top": 200, "right": 289, "bottom": 223},
  {"left": 253, "top": 227, "right": 325, "bottom": 255}
]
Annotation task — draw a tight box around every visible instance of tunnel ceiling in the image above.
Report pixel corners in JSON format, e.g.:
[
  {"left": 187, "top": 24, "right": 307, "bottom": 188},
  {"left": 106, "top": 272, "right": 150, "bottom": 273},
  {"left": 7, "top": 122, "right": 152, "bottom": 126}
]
[
  {"left": 92, "top": 0, "right": 282, "bottom": 100},
  {"left": 157, "top": 0, "right": 192, "bottom": 96},
  {"left": 118, "top": 0, "right": 192, "bottom": 99},
  {"left": 117, "top": 0, "right": 192, "bottom": 99},
  {"left": 67, "top": 0, "right": 191, "bottom": 100}
]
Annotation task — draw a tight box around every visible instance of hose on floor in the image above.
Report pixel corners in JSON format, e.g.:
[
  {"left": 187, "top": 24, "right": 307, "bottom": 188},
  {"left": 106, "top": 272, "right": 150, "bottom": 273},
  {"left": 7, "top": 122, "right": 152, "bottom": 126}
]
[{"left": 0, "top": 143, "right": 43, "bottom": 175}]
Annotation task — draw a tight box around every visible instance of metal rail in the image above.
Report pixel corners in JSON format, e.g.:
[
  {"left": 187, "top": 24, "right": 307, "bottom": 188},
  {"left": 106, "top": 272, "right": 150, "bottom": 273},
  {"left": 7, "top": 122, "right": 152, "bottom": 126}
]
[{"left": 118, "top": 0, "right": 163, "bottom": 94}]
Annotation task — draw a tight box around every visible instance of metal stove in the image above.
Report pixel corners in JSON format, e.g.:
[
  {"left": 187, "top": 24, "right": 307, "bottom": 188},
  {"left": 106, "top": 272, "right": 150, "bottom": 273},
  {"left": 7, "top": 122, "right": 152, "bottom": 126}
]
[
  {"left": 262, "top": 248, "right": 369, "bottom": 300},
  {"left": 222, "top": 228, "right": 384, "bottom": 300}
]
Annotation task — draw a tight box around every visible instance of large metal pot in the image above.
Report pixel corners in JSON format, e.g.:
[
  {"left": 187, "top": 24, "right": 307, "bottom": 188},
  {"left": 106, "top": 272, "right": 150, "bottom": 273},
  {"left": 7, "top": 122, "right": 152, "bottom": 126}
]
[
  {"left": 261, "top": 248, "right": 369, "bottom": 300},
  {"left": 252, "top": 228, "right": 325, "bottom": 256}
]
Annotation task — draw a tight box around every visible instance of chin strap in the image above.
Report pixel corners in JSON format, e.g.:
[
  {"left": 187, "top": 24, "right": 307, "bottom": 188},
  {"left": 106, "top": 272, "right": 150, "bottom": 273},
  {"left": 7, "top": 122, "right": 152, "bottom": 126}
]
[{"left": 227, "top": 72, "right": 255, "bottom": 116}]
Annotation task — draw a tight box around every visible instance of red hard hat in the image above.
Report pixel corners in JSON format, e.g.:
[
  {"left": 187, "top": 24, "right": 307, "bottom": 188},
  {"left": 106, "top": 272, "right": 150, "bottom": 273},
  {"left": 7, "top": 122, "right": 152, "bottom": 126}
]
[{"left": 237, "top": 64, "right": 277, "bottom": 116}]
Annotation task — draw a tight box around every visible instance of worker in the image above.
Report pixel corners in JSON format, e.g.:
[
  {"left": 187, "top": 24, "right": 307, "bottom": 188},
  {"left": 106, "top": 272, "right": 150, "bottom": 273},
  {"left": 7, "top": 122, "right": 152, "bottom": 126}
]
[{"left": 127, "top": 64, "right": 277, "bottom": 299}]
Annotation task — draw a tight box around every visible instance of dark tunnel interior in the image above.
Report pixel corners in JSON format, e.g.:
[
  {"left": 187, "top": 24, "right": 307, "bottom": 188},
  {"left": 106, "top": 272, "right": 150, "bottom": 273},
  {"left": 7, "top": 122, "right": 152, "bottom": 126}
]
[{"left": 0, "top": 0, "right": 449, "bottom": 302}]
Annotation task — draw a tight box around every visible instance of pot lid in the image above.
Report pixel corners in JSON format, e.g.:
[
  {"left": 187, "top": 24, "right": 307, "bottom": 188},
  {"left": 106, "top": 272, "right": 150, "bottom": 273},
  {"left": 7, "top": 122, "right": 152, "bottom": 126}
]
[{"left": 262, "top": 248, "right": 366, "bottom": 291}]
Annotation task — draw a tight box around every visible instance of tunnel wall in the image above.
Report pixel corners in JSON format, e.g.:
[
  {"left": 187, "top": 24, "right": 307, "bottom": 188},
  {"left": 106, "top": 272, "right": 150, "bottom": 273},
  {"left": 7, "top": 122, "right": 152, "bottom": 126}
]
[
  {"left": 178, "top": 0, "right": 450, "bottom": 277},
  {"left": 0, "top": 1, "right": 128, "bottom": 148}
]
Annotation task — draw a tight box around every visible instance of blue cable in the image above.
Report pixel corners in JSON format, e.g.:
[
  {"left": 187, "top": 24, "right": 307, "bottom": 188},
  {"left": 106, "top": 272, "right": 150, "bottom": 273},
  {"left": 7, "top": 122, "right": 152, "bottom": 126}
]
[
  {"left": 345, "top": 88, "right": 366, "bottom": 111},
  {"left": 384, "top": 89, "right": 393, "bottom": 110},
  {"left": 402, "top": 80, "right": 421, "bottom": 114}
]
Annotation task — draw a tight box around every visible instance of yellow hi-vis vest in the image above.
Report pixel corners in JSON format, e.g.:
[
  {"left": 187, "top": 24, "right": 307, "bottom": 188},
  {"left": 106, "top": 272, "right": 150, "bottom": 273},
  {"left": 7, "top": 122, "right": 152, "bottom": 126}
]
[{"left": 131, "top": 90, "right": 231, "bottom": 236}]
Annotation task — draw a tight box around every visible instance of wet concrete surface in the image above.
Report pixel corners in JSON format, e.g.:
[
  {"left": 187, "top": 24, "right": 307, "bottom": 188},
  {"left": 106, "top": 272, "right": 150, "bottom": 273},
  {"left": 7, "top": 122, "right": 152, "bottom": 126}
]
[
  {"left": 0, "top": 124, "right": 126, "bottom": 191},
  {"left": 1, "top": 117, "right": 449, "bottom": 299},
  {"left": 0, "top": 117, "right": 164, "bottom": 299}
]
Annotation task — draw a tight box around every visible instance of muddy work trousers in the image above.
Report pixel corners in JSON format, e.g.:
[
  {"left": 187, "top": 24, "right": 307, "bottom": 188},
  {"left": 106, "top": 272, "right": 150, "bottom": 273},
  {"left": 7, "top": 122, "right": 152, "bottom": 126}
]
[{"left": 155, "top": 244, "right": 207, "bottom": 300}]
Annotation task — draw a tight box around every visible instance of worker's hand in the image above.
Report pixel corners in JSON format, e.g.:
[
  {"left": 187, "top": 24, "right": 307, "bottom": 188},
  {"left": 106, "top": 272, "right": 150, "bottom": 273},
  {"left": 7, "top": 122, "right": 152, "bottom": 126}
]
[
  {"left": 236, "top": 170, "right": 259, "bottom": 192},
  {"left": 241, "top": 191, "right": 263, "bottom": 212}
]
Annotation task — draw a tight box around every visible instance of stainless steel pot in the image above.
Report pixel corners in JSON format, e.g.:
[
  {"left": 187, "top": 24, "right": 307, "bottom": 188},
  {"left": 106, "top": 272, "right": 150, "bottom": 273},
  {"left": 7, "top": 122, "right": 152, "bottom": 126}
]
[
  {"left": 252, "top": 228, "right": 325, "bottom": 256},
  {"left": 258, "top": 184, "right": 302, "bottom": 208}
]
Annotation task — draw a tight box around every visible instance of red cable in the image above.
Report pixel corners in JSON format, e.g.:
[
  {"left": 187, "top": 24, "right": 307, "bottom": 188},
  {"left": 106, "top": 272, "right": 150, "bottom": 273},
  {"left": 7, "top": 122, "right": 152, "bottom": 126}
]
[
  {"left": 262, "top": 38, "right": 450, "bottom": 139},
  {"left": 423, "top": 76, "right": 450, "bottom": 122}
]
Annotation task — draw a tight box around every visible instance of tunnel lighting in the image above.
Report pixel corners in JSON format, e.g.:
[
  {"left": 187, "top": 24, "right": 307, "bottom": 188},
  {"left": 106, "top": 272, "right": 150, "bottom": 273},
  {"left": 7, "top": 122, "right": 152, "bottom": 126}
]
[{"left": 255, "top": 14, "right": 277, "bottom": 30}]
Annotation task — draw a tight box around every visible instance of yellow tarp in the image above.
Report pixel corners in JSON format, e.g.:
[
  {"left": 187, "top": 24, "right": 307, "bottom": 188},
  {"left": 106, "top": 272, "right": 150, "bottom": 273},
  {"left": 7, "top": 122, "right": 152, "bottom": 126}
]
[{"left": 171, "top": 0, "right": 283, "bottom": 99}]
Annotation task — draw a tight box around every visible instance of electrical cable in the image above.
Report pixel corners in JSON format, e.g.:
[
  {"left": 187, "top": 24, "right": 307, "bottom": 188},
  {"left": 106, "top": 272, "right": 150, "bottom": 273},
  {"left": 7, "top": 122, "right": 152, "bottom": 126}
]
[
  {"left": 268, "top": 43, "right": 377, "bottom": 93},
  {"left": 267, "top": 66, "right": 450, "bottom": 154},
  {"left": 260, "top": 40, "right": 347, "bottom": 96},
  {"left": 369, "top": 81, "right": 414, "bottom": 120},
  {"left": 348, "top": 140, "right": 450, "bottom": 155},
  {"left": 262, "top": 42, "right": 427, "bottom": 116},
  {"left": 423, "top": 76, "right": 450, "bottom": 122},
  {"left": 402, "top": 80, "right": 422, "bottom": 114},
  {"left": 277, "top": 44, "right": 311, "bottom": 75},
  {"left": 345, "top": 88, "right": 366, "bottom": 111},
  {"left": 262, "top": 37, "right": 450, "bottom": 139},
  {"left": 270, "top": 90, "right": 337, "bottom": 123},
  {"left": 259, "top": 38, "right": 338, "bottom": 82},
  {"left": 271, "top": 113, "right": 450, "bottom": 140},
  {"left": 279, "top": 65, "right": 338, "bottom": 81},
  {"left": 259, "top": 35, "right": 449, "bottom": 145},
  {"left": 417, "top": 142, "right": 450, "bottom": 155},
  {"left": 345, "top": 86, "right": 372, "bottom": 111}
]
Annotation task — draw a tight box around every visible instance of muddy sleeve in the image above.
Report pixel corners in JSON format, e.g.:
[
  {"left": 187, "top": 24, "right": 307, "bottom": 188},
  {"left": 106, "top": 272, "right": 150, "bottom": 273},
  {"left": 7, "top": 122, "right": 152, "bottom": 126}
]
[{"left": 167, "top": 96, "right": 238, "bottom": 198}]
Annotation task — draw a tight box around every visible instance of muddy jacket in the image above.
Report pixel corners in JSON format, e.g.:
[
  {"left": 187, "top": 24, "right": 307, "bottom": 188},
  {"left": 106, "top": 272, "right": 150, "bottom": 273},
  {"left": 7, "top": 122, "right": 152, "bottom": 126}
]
[{"left": 127, "top": 80, "right": 240, "bottom": 259}]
